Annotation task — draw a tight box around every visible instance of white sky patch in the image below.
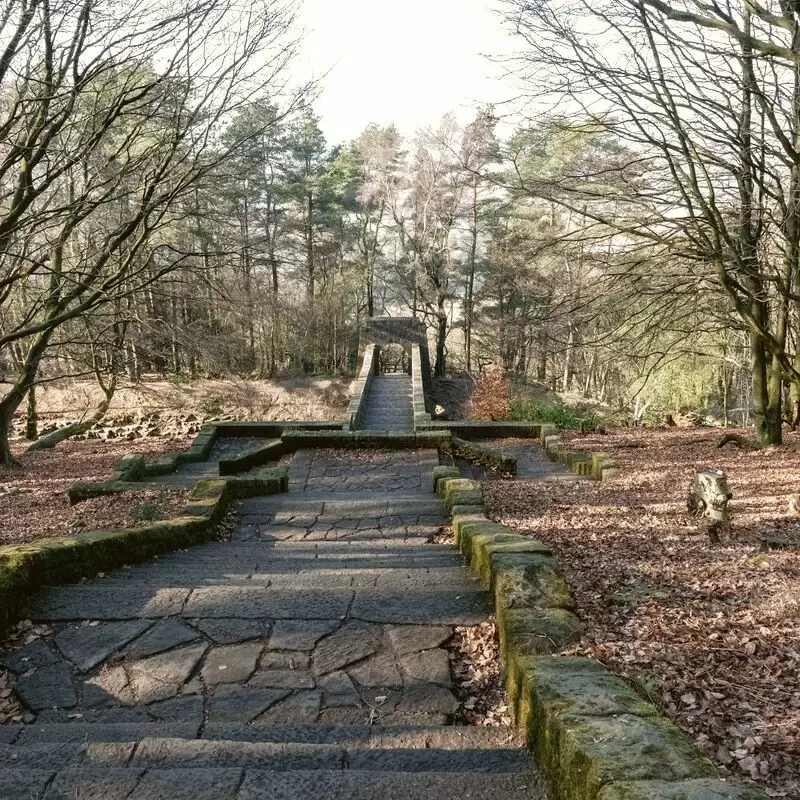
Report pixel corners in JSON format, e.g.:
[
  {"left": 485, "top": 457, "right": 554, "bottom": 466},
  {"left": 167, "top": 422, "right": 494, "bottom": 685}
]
[{"left": 294, "top": 0, "right": 520, "bottom": 145}]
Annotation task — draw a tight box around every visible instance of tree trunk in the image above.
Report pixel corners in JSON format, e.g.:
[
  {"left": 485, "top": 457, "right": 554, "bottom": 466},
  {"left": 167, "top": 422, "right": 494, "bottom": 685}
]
[
  {"left": 25, "top": 386, "right": 38, "bottom": 441},
  {"left": 465, "top": 175, "right": 478, "bottom": 372},
  {"left": 27, "top": 383, "right": 116, "bottom": 451},
  {"left": 433, "top": 302, "right": 447, "bottom": 377}
]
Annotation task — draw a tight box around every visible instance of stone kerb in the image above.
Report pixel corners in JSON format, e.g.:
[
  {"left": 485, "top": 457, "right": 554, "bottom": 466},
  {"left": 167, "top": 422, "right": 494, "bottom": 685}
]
[
  {"left": 344, "top": 342, "right": 378, "bottom": 431},
  {"left": 540, "top": 425, "right": 620, "bottom": 481},
  {"left": 431, "top": 469, "right": 767, "bottom": 800}
]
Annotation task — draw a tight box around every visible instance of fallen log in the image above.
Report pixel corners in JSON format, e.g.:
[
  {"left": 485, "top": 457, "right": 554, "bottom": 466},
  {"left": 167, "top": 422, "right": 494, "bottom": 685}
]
[{"left": 716, "top": 433, "right": 761, "bottom": 451}]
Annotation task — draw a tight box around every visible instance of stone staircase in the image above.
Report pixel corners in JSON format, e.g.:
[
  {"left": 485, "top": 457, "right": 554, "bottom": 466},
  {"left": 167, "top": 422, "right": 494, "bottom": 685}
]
[
  {"left": 2, "top": 722, "right": 544, "bottom": 798},
  {"left": 0, "top": 445, "right": 548, "bottom": 799},
  {"left": 358, "top": 374, "right": 414, "bottom": 430}
]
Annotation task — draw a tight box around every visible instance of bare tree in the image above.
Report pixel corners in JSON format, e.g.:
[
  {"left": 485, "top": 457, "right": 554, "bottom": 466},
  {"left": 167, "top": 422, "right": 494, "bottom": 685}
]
[
  {"left": 502, "top": 0, "right": 800, "bottom": 443},
  {"left": 0, "top": 0, "right": 303, "bottom": 464}
]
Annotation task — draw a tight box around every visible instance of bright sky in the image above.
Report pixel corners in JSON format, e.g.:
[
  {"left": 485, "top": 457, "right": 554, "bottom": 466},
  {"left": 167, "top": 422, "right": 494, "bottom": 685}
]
[{"left": 295, "top": 0, "right": 519, "bottom": 146}]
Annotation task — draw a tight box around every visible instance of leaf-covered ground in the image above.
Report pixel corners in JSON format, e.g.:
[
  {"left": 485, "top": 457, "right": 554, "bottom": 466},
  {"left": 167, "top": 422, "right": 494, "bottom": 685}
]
[
  {"left": 484, "top": 428, "right": 800, "bottom": 797},
  {"left": 0, "top": 438, "right": 189, "bottom": 546}
]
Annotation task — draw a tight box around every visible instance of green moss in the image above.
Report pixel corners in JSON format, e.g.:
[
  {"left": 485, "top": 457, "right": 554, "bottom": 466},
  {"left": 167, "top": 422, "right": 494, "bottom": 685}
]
[
  {"left": 470, "top": 532, "right": 554, "bottom": 588},
  {"left": 447, "top": 488, "right": 483, "bottom": 508},
  {"left": 442, "top": 478, "right": 480, "bottom": 504},
  {"left": 550, "top": 713, "right": 717, "bottom": 800},
  {"left": 493, "top": 552, "right": 573, "bottom": 608},
  {"left": 596, "top": 780, "right": 769, "bottom": 800},
  {"left": 456, "top": 520, "right": 514, "bottom": 559},
  {"left": 497, "top": 605, "right": 583, "bottom": 661},
  {"left": 433, "top": 466, "right": 461, "bottom": 494}
]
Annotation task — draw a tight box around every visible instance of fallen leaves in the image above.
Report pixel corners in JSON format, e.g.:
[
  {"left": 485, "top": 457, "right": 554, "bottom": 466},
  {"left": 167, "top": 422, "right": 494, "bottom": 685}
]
[
  {"left": 0, "top": 437, "right": 190, "bottom": 546},
  {"left": 484, "top": 427, "right": 800, "bottom": 797},
  {"left": 447, "top": 620, "right": 512, "bottom": 727}
]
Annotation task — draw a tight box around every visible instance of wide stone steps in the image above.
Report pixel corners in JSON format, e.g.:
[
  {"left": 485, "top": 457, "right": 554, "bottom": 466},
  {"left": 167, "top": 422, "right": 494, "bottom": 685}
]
[
  {"left": 7, "top": 722, "right": 522, "bottom": 748},
  {"left": 0, "top": 739, "right": 532, "bottom": 772},
  {"left": 0, "top": 723, "right": 544, "bottom": 799},
  {"left": 359, "top": 374, "right": 415, "bottom": 431},
  {"left": 1, "top": 767, "right": 546, "bottom": 799}
]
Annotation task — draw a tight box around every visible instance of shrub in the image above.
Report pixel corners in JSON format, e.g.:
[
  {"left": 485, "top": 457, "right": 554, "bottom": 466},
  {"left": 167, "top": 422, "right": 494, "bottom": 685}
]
[
  {"left": 509, "top": 397, "right": 595, "bottom": 430},
  {"left": 467, "top": 368, "right": 511, "bottom": 420}
]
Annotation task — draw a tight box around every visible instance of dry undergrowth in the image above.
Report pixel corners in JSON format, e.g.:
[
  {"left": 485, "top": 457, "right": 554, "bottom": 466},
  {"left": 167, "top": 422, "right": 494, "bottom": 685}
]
[
  {"left": 485, "top": 427, "right": 800, "bottom": 797},
  {"left": 0, "top": 438, "right": 190, "bottom": 547}
]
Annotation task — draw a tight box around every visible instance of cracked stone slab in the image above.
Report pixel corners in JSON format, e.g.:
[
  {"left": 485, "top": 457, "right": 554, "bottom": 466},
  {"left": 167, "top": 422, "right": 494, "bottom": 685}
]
[
  {"left": 319, "top": 671, "right": 361, "bottom": 707},
  {"left": 313, "top": 622, "right": 381, "bottom": 675},
  {"left": 191, "top": 618, "right": 265, "bottom": 645},
  {"left": 202, "top": 643, "right": 263, "bottom": 685},
  {"left": 126, "top": 619, "right": 200, "bottom": 659},
  {"left": 208, "top": 685, "right": 290, "bottom": 723},
  {"left": 14, "top": 662, "right": 77, "bottom": 710},
  {"left": 256, "top": 690, "right": 321, "bottom": 723},
  {"left": 347, "top": 651, "right": 403, "bottom": 687},
  {"left": 183, "top": 587, "right": 351, "bottom": 620},
  {"left": 400, "top": 649, "right": 453, "bottom": 687},
  {"left": 396, "top": 683, "right": 459, "bottom": 716},
  {"left": 386, "top": 625, "right": 451, "bottom": 655},
  {"left": 129, "top": 643, "right": 207, "bottom": 703},
  {"left": 248, "top": 670, "right": 316, "bottom": 690},
  {"left": 84, "top": 665, "right": 135, "bottom": 706},
  {"left": 0, "top": 641, "right": 61, "bottom": 674},
  {"left": 55, "top": 620, "right": 151, "bottom": 671},
  {"left": 260, "top": 652, "right": 310, "bottom": 670}
]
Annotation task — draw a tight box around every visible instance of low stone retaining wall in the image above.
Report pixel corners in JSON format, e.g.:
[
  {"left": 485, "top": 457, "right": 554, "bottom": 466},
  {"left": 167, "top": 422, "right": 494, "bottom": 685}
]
[
  {"left": 439, "top": 436, "right": 517, "bottom": 476},
  {"left": 540, "top": 424, "right": 620, "bottom": 481},
  {"left": 419, "top": 420, "right": 544, "bottom": 438},
  {"left": 432, "top": 469, "right": 766, "bottom": 800},
  {"left": 1, "top": 467, "right": 288, "bottom": 636},
  {"left": 344, "top": 343, "right": 378, "bottom": 430}
]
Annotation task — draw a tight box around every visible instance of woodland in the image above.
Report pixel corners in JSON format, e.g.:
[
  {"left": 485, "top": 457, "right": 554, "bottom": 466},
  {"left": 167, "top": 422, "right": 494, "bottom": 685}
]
[
  {"left": 2, "top": 1, "right": 800, "bottom": 795},
  {"left": 9, "top": 0, "right": 800, "bottom": 463}
]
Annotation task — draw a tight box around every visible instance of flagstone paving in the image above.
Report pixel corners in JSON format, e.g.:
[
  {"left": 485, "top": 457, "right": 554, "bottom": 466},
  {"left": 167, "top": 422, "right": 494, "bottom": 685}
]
[{"left": 0, "top": 404, "right": 551, "bottom": 796}]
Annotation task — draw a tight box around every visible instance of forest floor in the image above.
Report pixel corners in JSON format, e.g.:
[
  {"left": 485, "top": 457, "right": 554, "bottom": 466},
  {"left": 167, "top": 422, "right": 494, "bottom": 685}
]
[
  {"left": 485, "top": 427, "right": 800, "bottom": 798},
  {"left": 3, "top": 375, "right": 349, "bottom": 440},
  {"left": 0, "top": 377, "right": 348, "bottom": 547}
]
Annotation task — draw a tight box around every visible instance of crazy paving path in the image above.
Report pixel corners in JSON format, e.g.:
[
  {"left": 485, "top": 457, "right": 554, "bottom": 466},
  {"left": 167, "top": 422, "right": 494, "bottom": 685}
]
[{"left": 0, "top": 445, "right": 548, "bottom": 799}]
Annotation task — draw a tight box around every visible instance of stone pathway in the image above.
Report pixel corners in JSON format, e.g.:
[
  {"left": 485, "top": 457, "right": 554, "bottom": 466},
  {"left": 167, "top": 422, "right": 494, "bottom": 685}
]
[
  {"left": 0, "top": 444, "right": 548, "bottom": 799},
  {"left": 359, "top": 374, "right": 414, "bottom": 430}
]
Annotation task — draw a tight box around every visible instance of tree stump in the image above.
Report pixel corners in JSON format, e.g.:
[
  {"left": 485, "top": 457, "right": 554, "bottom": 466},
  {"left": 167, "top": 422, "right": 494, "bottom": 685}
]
[{"left": 687, "top": 468, "right": 732, "bottom": 544}]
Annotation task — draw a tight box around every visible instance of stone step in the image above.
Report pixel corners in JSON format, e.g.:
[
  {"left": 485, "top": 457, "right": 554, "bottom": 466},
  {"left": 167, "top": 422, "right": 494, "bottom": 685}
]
[
  {"left": 0, "top": 766, "right": 546, "bottom": 800},
  {"left": 200, "top": 723, "right": 523, "bottom": 749},
  {"left": 97, "top": 565, "right": 471, "bottom": 587},
  {"left": 0, "top": 736, "right": 533, "bottom": 774},
  {"left": 12, "top": 722, "right": 522, "bottom": 749}
]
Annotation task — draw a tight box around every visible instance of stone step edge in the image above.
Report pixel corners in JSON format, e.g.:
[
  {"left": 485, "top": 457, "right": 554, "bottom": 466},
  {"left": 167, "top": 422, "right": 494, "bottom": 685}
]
[
  {"left": 0, "top": 470, "right": 288, "bottom": 638},
  {"left": 432, "top": 470, "right": 768, "bottom": 800},
  {"left": 5, "top": 722, "right": 522, "bottom": 747},
  {"left": 1, "top": 766, "right": 548, "bottom": 800},
  {"left": 0, "top": 738, "right": 533, "bottom": 773}
]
